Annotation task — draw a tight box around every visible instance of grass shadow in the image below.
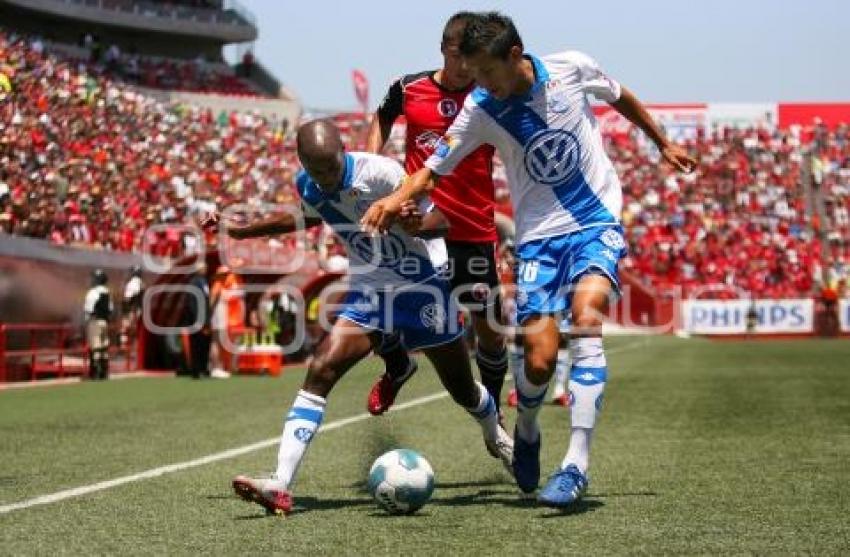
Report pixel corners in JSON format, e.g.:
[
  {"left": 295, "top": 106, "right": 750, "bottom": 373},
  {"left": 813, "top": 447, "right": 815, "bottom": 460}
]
[
  {"left": 434, "top": 478, "right": 509, "bottom": 490},
  {"left": 592, "top": 491, "right": 658, "bottom": 498},
  {"left": 231, "top": 495, "right": 376, "bottom": 519},
  {"left": 288, "top": 496, "right": 375, "bottom": 515},
  {"left": 430, "top": 488, "right": 533, "bottom": 509},
  {"left": 538, "top": 498, "right": 605, "bottom": 518}
]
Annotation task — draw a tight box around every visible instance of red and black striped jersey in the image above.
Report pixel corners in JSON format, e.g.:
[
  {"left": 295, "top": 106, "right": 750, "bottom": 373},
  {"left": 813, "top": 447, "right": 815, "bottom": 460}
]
[{"left": 377, "top": 71, "right": 497, "bottom": 243}]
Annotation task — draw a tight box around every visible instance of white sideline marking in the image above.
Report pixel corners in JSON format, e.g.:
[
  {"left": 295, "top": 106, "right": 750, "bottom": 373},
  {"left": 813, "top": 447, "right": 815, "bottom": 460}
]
[
  {"left": 0, "top": 391, "right": 449, "bottom": 515},
  {"left": 0, "top": 341, "right": 644, "bottom": 514}
]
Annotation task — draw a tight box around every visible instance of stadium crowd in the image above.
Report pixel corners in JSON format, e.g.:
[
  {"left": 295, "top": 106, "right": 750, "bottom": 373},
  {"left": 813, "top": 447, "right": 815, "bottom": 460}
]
[
  {"left": 1, "top": 28, "right": 847, "bottom": 298},
  {"left": 0, "top": 28, "right": 300, "bottom": 258},
  {"left": 611, "top": 125, "right": 848, "bottom": 299}
]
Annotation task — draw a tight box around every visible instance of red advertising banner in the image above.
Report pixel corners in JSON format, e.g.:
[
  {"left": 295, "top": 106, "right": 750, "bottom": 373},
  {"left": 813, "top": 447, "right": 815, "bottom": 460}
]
[{"left": 777, "top": 103, "right": 850, "bottom": 129}]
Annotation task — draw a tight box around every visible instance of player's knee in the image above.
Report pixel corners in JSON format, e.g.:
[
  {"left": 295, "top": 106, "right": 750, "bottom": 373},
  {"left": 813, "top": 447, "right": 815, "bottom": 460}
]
[
  {"left": 524, "top": 351, "right": 555, "bottom": 385},
  {"left": 572, "top": 311, "right": 603, "bottom": 334}
]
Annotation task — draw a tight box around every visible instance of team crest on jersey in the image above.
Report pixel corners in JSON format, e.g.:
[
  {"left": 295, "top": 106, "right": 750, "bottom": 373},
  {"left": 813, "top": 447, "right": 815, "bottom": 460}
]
[
  {"left": 600, "top": 229, "right": 625, "bottom": 250},
  {"left": 523, "top": 129, "right": 581, "bottom": 186},
  {"left": 549, "top": 92, "right": 572, "bottom": 114},
  {"left": 437, "top": 98, "right": 458, "bottom": 117}
]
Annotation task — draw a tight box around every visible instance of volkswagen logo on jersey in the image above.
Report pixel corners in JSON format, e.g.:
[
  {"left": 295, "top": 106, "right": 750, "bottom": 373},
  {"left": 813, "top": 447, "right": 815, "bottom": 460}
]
[
  {"left": 350, "top": 231, "right": 407, "bottom": 267},
  {"left": 437, "top": 98, "right": 458, "bottom": 118},
  {"left": 523, "top": 129, "right": 581, "bottom": 186}
]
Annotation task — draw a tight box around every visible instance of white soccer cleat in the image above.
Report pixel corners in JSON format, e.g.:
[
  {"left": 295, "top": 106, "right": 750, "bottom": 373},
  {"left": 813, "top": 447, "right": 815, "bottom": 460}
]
[
  {"left": 232, "top": 475, "right": 293, "bottom": 516},
  {"left": 484, "top": 425, "right": 515, "bottom": 477}
]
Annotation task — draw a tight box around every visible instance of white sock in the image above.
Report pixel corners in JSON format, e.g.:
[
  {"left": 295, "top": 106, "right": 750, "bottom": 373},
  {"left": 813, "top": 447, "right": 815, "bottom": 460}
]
[
  {"left": 508, "top": 343, "right": 524, "bottom": 381},
  {"left": 562, "top": 427, "right": 593, "bottom": 473},
  {"left": 514, "top": 353, "right": 547, "bottom": 442},
  {"left": 551, "top": 348, "right": 571, "bottom": 399},
  {"left": 274, "top": 390, "right": 326, "bottom": 489},
  {"left": 466, "top": 382, "right": 500, "bottom": 442},
  {"left": 561, "top": 337, "right": 607, "bottom": 473}
]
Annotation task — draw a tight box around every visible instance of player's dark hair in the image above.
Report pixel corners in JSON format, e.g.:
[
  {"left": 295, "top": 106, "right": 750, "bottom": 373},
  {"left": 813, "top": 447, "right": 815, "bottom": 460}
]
[
  {"left": 441, "top": 11, "right": 475, "bottom": 47},
  {"left": 459, "top": 12, "right": 523, "bottom": 60}
]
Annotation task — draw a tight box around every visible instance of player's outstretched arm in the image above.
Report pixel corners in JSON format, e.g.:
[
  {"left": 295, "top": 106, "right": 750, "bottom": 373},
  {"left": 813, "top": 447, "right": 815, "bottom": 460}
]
[
  {"left": 360, "top": 167, "right": 439, "bottom": 234},
  {"left": 225, "top": 210, "right": 322, "bottom": 240},
  {"left": 611, "top": 86, "right": 697, "bottom": 173}
]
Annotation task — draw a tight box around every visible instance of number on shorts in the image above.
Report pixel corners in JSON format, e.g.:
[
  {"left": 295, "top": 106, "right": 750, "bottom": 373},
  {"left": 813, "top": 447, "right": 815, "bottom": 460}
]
[{"left": 520, "top": 260, "right": 539, "bottom": 282}]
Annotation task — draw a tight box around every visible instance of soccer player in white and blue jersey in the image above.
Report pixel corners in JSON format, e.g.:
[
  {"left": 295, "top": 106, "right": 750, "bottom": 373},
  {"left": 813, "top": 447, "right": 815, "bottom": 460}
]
[
  {"left": 224, "top": 120, "right": 512, "bottom": 515},
  {"left": 362, "top": 12, "right": 696, "bottom": 508}
]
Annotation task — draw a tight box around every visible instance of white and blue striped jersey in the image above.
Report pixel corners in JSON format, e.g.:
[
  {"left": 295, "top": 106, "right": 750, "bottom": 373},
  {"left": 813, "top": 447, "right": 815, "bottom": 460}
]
[
  {"left": 426, "top": 51, "right": 623, "bottom": 246},
  {"left": 297, "top": 152, "right": 448, "bottom": 291}
]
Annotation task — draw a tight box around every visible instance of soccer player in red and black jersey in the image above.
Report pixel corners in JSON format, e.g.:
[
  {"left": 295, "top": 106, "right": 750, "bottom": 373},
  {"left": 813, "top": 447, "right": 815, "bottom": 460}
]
[{"left": 365, "top": 12, "right": 509, "bottom": 417}]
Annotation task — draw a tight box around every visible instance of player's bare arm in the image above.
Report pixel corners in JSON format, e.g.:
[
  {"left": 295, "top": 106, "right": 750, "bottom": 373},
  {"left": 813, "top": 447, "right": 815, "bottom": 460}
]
[
  {"left": 367, "top": 79, "right": 403, "bottom": 153},
  {"left": 225, "top": 210, "right": 322, "bottom": 240},
  {"left": 361, "top": 168, "right": 439, "bottom": 233},
  {"left": 366, "top": 110, "right": 395, "bottom": 154},
  {"left": 611, "top": 86, "right": 697, "bottom": 173}
]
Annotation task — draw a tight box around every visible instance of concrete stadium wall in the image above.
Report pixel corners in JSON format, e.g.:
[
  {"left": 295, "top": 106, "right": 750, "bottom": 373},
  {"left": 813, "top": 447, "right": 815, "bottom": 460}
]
[
  {"left": 0, "top": 236, "right": 144, "bottom": 326},
  {"left": 137, "top": 87, "right": 302, "bottom": 123},
  {"left": 0, "top": 0, "right": 256, "bottom": 42}
]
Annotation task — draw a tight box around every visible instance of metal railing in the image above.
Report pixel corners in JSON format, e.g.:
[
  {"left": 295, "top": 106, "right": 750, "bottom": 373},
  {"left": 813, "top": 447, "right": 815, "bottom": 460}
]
[
  {"left": 0, "top": 322, "right": 136, "bottom": 382},
  {"left": 58, "top": 0, "right": 255, "bottom": 27}
]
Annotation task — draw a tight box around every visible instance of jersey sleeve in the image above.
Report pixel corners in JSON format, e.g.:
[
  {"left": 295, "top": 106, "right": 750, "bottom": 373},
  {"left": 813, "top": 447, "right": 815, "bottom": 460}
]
[
  {"left": 376, "top": 78, "right": 404, "bottom": 124},
  {"left": 564, "top": 50, "right": 622, "bottom": 103},
  {"left": 424, "top": 98, "right": 486, "bottom": 176},
  {"left": 294, "top": 169, "right": 322, "bottom": 219},
  {"left": 370, "top": 155, "right": 406, "bottom": 188}
]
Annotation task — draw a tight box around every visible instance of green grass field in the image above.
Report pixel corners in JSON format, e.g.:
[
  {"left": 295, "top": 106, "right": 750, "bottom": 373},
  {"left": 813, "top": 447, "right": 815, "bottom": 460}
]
[{"left": 1, "top": 336, "right": 849, "bottom": 555}]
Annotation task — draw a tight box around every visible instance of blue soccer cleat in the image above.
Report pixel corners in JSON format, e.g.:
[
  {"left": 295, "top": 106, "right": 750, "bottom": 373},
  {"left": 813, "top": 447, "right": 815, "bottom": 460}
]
[
  {"left": 537, "top": 464, "right": 589, "bottom": 508},
  {"left": 511, "top": 426, "right": 541, "bottom": 495}
]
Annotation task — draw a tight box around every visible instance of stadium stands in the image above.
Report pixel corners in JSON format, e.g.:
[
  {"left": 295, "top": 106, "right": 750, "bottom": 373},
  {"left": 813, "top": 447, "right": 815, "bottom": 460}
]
[
  {"left": 0, "top": 27, "right": 300, "bottom": 258},
  {"left": 614, "top": 126, "right": 833, "bottom": 299}
]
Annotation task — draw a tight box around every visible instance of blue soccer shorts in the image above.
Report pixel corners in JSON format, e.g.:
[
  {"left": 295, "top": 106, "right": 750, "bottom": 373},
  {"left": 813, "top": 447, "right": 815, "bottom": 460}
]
[
  {"left": 337, "top": 277, "right": 464, "bottom": 350},
  {"left": 515, "top": 225, "right": 627, "bottom": 325}
]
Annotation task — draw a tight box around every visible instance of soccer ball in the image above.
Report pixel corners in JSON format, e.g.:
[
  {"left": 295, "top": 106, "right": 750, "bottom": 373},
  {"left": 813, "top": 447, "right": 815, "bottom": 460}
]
[{"left": 367, "top": 449, "right": 435, "bottom": 514}]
